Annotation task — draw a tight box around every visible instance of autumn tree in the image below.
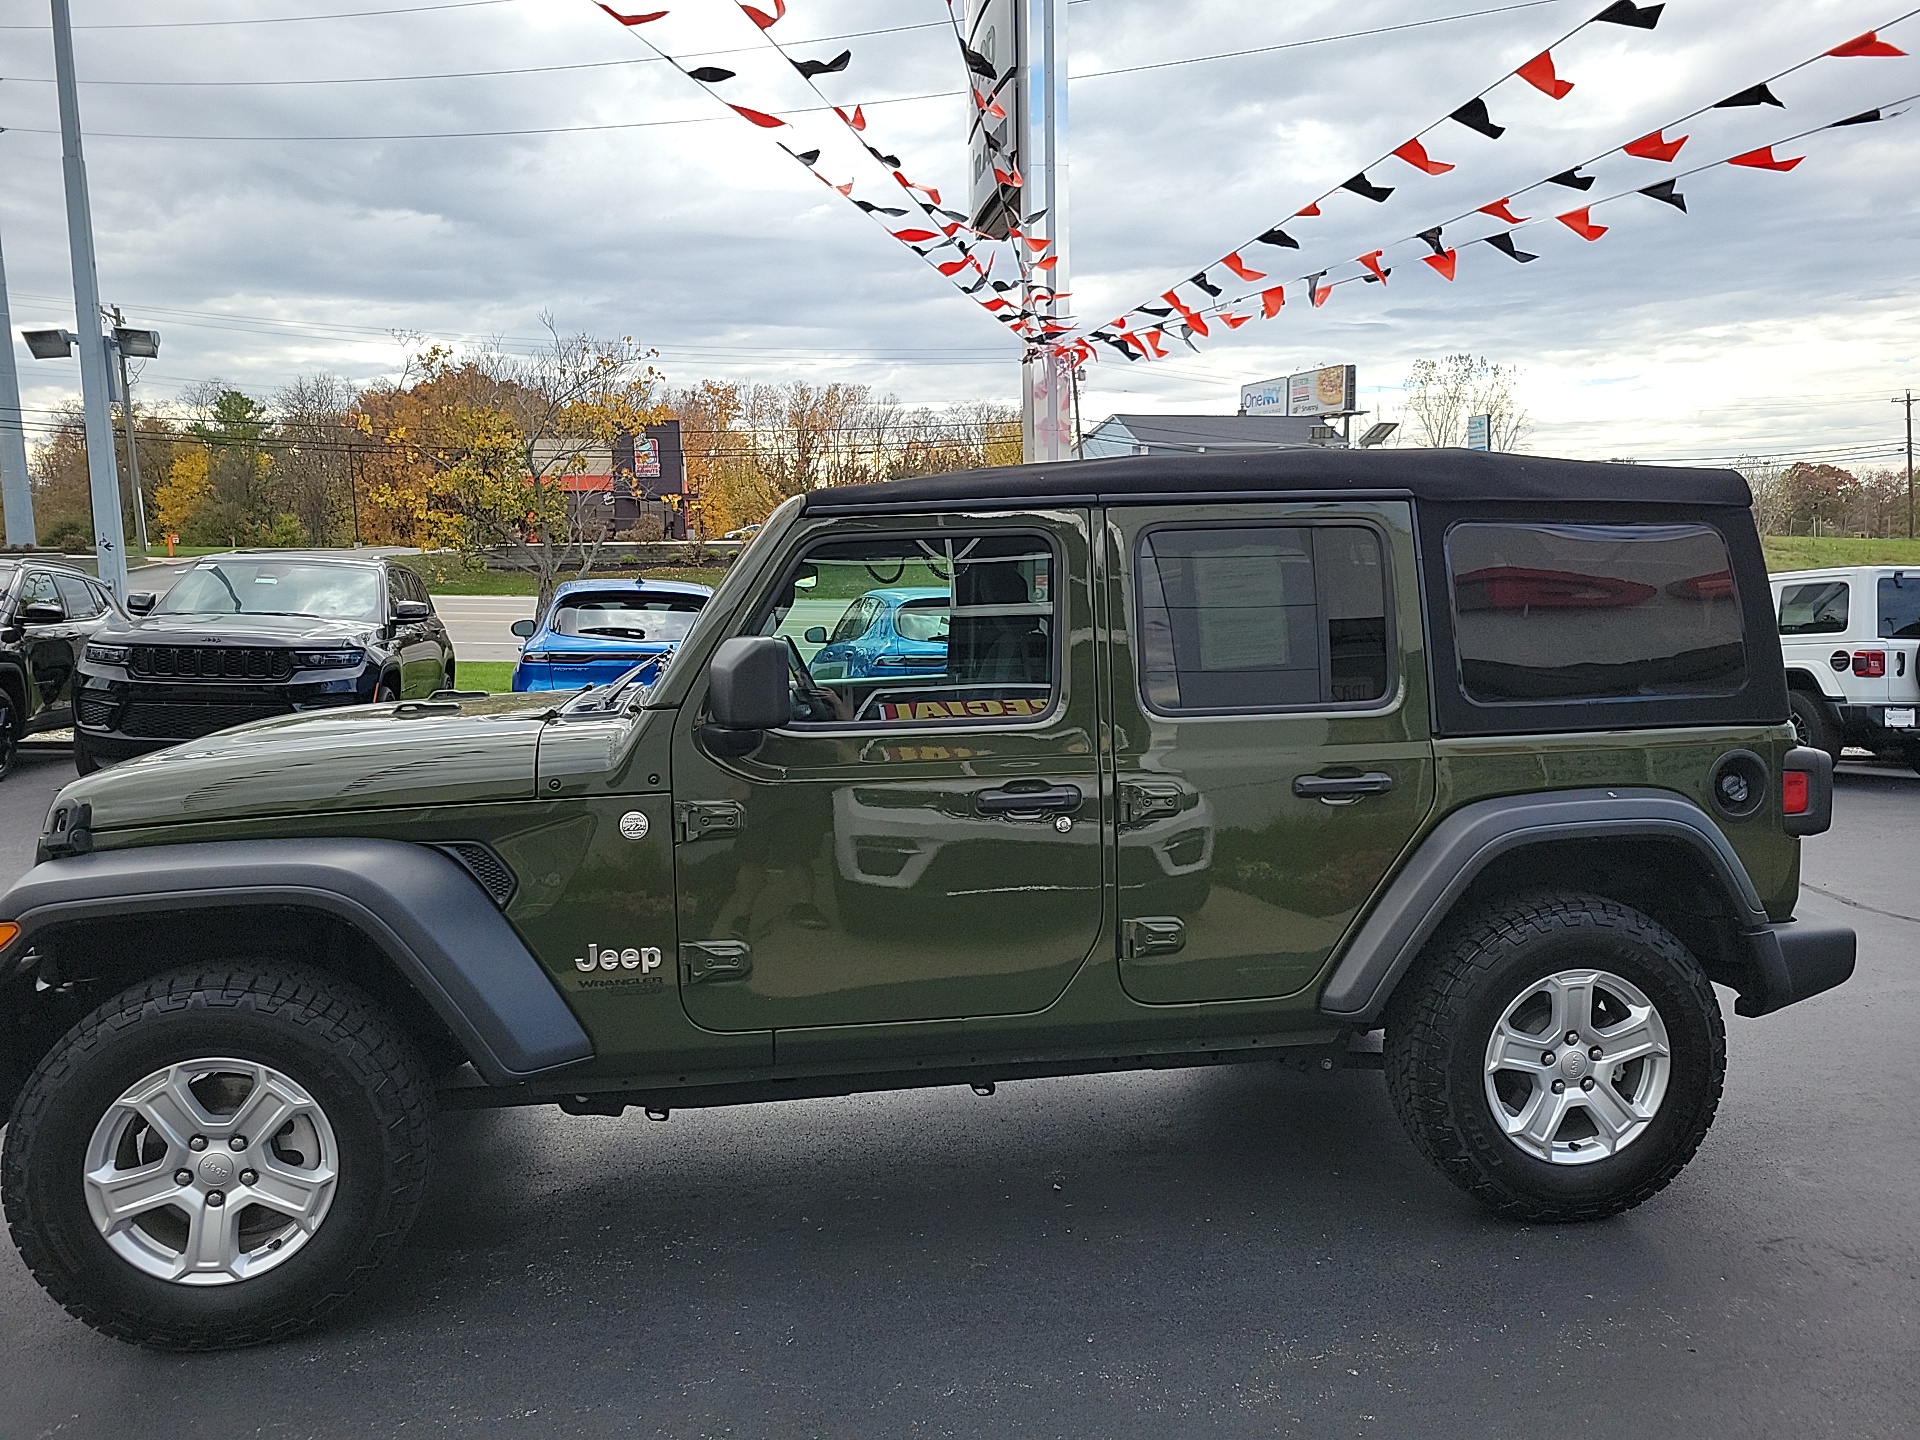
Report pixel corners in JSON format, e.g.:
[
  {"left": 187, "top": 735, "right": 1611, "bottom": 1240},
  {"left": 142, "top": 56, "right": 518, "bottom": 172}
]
[{"left": 1403, "top": 355, "right": 1531, "bottom": 451}]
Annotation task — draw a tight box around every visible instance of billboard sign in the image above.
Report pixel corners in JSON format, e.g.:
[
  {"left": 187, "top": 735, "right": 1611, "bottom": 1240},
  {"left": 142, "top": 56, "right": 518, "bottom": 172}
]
[
  {"left": 1287, "top": 365, "right": 1357, "bottom": 417},
  {"left": 1239, "top": 376, "right": 1289, "bottom": 415},
  {"left": 965, "top": 0, "right": 1022, "bottom": 238},
  {"left": 1465, "top": 414, "right": 1492, "bottom": 451}
]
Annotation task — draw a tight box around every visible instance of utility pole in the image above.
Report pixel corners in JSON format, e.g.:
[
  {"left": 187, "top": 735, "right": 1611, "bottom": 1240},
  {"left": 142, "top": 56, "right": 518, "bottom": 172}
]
[
  {"left": 109, "top": 306, "right": 149, "bottom": 554},
  {"left": 1898, "top": 390, "right": 1916, "bottom": 541},
  {"left": 51, "top": 0, "right": 130, "bottom": 596},
  {"left": 1019, "top": 0, "right": 1071, "bottom": 465},
  {"left": 0, "top": 221, "right": 35, "bottom": 547}
]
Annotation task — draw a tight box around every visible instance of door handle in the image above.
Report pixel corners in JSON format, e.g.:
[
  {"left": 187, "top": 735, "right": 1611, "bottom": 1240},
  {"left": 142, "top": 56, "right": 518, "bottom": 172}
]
[
  {"left": 1292, "top": 772, "right": 1395, "bottom": 803},
  {"left": 976, "top": 783, "right": 1082, "bottom": 817}
]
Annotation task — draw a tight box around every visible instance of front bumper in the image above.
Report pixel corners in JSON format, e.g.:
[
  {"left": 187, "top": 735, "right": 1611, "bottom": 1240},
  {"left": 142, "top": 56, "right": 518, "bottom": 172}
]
[
  {"left": 1733, "top": 917, "right": 1857, "bottom": 1017},
  {"left": 74, "top": 673, "right": 376, "bottom": 754}
]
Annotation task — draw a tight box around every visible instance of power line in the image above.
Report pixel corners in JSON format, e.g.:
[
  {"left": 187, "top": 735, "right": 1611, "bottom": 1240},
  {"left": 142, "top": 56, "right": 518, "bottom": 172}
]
[{"left": 0, "top": 0, "right": 519, "bottom": 30}]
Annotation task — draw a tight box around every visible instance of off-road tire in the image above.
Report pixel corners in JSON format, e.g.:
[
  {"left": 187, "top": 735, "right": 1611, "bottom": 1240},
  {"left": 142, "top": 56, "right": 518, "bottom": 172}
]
[
  {"left": 1788, "top": 689, "right": 1842, "bottom": 766},
  {"left": 3, "top": 964, "right": 436, "bottom": 1350},
  {"left": 1384, "top": 890, "right": 1725, "bottom": 1222},
  {"left": 0, "top": 686, "right": 18, "bottom": 780}
]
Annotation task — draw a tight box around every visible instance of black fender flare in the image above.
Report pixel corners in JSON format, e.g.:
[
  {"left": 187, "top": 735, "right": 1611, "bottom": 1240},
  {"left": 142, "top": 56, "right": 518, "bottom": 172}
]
[
  {"left": 0, "top": 838, "right": 591, "bottom": 1083},
  {"left": 1318, "top": 788, "right": 1784, "bottom": 1026}
]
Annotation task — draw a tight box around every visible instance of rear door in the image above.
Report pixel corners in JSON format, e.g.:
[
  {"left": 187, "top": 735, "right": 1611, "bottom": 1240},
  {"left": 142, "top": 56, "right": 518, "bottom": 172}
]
[
  {"left": 1103, "top": 501, "right": 1435, "bottom": 1005},
  {"left": 1874, "top": 572, "right": 1920, "bottom": 720}
]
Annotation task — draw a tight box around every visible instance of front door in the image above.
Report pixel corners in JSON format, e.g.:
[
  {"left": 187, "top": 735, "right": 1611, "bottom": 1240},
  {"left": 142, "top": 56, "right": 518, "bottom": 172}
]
[
  {"left": 671, "top": 511, "right": 1105, "bottom": 1033},
  {"left": 1104, "top": 502, "right": 1435, "bottom": 1005},
  {"left": 15, "top": 570, "right": 87, "bottom": 729}
]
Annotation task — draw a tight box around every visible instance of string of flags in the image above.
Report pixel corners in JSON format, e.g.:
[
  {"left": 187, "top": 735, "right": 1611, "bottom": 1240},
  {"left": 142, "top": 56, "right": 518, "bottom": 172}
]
[{"left": 1081, "top": 9, "right": 1917, "bottom": 364}]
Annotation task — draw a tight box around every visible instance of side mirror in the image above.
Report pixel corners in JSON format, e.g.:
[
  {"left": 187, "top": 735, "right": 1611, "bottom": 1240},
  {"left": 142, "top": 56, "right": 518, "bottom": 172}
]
[
  {"left": 20, "top": 602, "right": 64, "bottom": 626},
  {"left": 126, "top": 592, "right": 157, "bottom": 616},
  {"left": 707, "top": 636, "right": 791, "bottom": 731},
  {"left": 803, "top": 626, "right": 828, "bottom": 645},
  {"left": 393, "top": 599, "right": 432, "bottom": 621},
  {"left": 510, "top": 618, "right": 537, "bottom": 639}
]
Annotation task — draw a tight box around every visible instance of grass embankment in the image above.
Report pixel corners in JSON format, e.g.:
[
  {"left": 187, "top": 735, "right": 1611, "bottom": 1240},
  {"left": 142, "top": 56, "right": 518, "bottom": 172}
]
[
  {"left": 1763, "top": 537, "right": 1920, "bottom": 572},
  {"left": 398, "top": 558, "right": 730, "bottom": 596},
  {"left": 456, "top": 661, "right": 516, "bottom": 693}
]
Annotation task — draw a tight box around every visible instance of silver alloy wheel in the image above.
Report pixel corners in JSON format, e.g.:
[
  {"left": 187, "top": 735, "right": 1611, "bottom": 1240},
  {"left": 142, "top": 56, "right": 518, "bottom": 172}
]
[
  {"left": 83, "top": 1059, "right": 339, "bottom": 1285},
  {"left": 1483, "top": 969, "right": 1673, "bottom": 1166}
]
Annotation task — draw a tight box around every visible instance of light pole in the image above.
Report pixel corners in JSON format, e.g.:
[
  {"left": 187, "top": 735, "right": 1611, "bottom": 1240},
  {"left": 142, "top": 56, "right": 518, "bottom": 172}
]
[
  {"left": 1019, "top": 0, "right": 1071, "bottom": 464},
  {"left": 109, "top": 310, "right": 157, "bottom": 554},
  {"left": 0, "top": 223, "right": 34, "bottom": 547},
  {"left": 50, "top": 0, "right": 129, "bottom": 595},
  {"left": 1897, "top": 391, "right": 1916, "bottom": 540}
]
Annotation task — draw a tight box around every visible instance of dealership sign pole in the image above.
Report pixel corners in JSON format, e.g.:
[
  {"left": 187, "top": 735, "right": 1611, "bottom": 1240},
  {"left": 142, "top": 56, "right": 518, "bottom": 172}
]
[
  {"left": 1021, "top": 0, "right": 1071, "bottom": 464},
  {"left": 0, "top": 222, "right": 35, "bottom": 547}
]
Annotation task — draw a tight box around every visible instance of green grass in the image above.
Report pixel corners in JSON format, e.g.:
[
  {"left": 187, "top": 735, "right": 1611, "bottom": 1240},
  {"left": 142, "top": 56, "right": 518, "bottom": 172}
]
[
  {"left": 455, "top": 661, "right": 516, "bottom": 693},
  {"left": 1764, "top": 536, "right": 1920, "bottom": 572},
  {"left": 416, "top": 565, "right": 731, "bottom": 596}
]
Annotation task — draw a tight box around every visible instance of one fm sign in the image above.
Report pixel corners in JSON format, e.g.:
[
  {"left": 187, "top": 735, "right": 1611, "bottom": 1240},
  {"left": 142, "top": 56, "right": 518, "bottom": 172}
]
[{"left": 1240, "top": 365, "right": 1358, "bottom": 418}]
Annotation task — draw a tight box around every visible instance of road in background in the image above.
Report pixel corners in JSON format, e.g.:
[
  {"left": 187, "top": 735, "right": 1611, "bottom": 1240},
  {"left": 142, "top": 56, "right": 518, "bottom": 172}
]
[
  {"left": 0, "top": 761, "right": 1914, "bottom": 1436},
  {"left": 432, "top": 595, "right": 534, "bottom": 664}
]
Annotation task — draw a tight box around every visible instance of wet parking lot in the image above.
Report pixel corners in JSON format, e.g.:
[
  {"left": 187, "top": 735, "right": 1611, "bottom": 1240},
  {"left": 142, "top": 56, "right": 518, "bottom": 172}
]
[{"left": 0, "top": 748, "right": 1914, "bottom": 1437}]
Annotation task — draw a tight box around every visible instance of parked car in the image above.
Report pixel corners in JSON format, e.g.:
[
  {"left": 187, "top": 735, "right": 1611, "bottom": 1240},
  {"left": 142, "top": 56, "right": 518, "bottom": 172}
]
[
  {"left": 1772, "top": 564, "right": 1920, "bottom": 767},
  {"left": 70, "top": 551, "right": 455, "bottom": 773},
  {"left": 804, "top": 586, "right": 950, "bottom": 681},
  {"left": 0, "top": 559, "right": 121, "bottom": 778},
  {"left": 0, "top": 450, "right": 1853, "bottom": 1350},
  {"left": 510, "top": 578, "right": 711, "bottom": 692}
]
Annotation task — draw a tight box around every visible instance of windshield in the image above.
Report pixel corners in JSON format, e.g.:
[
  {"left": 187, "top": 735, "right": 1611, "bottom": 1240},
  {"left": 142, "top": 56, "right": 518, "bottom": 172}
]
[
  {"left": 159, "top": 560, "right": 381, "bottom": 620},
  {"left": 549, "top": 592, "right": 704, "bottom": 643}
]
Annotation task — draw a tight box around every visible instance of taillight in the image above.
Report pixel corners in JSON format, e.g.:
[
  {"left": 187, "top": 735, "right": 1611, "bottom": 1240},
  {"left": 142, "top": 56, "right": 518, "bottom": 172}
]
[
  {"left": 1782, "top": 770, "right": 1810, "bottom": 815},
  {"left": 1853, "top": 650, "right": 1887, "bottom": 677}
]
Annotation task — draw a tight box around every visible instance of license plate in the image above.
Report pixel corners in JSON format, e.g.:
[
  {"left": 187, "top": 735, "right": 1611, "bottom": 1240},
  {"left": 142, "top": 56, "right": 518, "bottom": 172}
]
[{"left": 1887, "top": 707, "right": 1916, "bottom": 729}]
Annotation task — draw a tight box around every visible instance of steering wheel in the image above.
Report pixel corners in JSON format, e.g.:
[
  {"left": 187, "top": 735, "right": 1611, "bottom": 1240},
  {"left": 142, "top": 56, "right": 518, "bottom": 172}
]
[{"left": 783, "top": 636, "right": 837, "bottom": 721}]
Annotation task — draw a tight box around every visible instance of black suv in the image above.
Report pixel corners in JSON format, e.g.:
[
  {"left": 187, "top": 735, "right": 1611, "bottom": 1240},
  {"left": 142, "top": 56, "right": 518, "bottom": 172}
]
[
  {"left": 71, "top": 552, "right": 456, "bottom": 773},
  {"left": 0, "top": 559, "right": 121, "bottom": 778}
]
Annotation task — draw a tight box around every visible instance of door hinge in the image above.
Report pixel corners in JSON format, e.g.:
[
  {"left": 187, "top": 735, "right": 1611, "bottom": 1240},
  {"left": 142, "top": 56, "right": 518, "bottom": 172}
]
[
  {"left": 1119, "top": 779, "right": 1185, "bottom": 829},
  {"left": 681, "top": 940, "right": 752, "bottom": 985},
  {"left": 1122, "top": 916, "right": 1187, "bottom": 959},
  {"left": 675, "top": 800, "right": 744, "bottom": 844}
]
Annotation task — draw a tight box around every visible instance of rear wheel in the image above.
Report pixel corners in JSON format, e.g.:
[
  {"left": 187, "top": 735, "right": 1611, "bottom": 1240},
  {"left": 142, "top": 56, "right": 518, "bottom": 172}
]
[
  {"left": 1788, "top": 689, "right": 1842, "bottom": 766},
  {"left": 3, "top": 964, "right": 436, "bottom": 1350},
  {"left": 1385, "top": 891, "right": 1724, "bottom": 1222}
]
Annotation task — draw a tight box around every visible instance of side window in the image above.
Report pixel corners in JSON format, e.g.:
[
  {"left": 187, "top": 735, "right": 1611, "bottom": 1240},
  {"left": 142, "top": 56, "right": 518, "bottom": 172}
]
[
  {"left": 1779, "top": 581, "right": 1849, "bottom": 635},
  {"left": 1136, "top": 524, "right": 1388, "bottom": 713},
  {"left": 1447, "top": 523, "right": 1745, "bottom": 704},
  {"left": 18, "top": 572, "right": 63, "bottom": 619},
  {"left": 1877, "top": 576, "right": 1920, "bottom": 638},
  {"left": 54, "top": 574, "right": 103, "bottom": 619},
  {"left": 757, "top": 533, "right": 1055, "bottom": 726}
]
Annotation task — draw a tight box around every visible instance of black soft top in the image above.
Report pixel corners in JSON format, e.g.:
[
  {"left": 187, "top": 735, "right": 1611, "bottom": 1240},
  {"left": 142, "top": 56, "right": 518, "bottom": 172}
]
[{"left": 803, "top": 448, "right": 1751, "bottom": 513}]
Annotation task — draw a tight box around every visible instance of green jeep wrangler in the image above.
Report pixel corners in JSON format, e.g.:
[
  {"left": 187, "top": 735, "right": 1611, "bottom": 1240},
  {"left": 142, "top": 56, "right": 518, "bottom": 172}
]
[{"left": 0, "top": 451, "right": 1854, "bottom": 1349}]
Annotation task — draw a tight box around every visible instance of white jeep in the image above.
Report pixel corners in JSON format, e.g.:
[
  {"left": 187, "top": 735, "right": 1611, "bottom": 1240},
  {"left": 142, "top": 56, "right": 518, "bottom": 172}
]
[{"left": 1772, "top": 565, "right": 1920, "bottom": 766}]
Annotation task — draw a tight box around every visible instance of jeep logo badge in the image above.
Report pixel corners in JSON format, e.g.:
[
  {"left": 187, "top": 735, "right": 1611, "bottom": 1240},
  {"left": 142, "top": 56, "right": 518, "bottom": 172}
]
[
  {"left": 574, "top": 943, "right": 664, "bottom": 974},
  {"left": 618, "top": 811, "right": 650, "bottom": 842}
]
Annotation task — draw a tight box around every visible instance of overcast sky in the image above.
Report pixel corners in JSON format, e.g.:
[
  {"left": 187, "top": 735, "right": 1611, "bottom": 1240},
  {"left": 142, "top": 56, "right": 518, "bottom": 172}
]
[{"left": 0, "top": 0, "right": 1915, "bottom": 468}]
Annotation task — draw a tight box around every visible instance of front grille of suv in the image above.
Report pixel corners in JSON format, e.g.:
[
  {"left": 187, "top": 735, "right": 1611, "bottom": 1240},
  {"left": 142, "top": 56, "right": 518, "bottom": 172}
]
[
  {"left": 128, "top": 645, "right": 294, "bottom": 681},
  {"left": 118, "top": 700, "right": 292, "bottom": 739}
]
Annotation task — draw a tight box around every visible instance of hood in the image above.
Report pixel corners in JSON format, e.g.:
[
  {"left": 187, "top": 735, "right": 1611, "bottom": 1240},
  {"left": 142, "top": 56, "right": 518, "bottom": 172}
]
[
  {"left": 101, "top": 611, "right": 381, "bottom": 646},
  {"left": 59, "top": 691, "right": 556, "bottom": 835}
]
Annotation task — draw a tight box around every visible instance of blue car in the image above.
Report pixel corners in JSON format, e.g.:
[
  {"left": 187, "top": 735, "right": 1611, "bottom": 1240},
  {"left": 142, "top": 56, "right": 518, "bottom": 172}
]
[
  {"left": 805, "top": 587, "right": 950, "bottom": 681},
  {"left": 511, "top": 578, "right": 711, "bottom": 692}
]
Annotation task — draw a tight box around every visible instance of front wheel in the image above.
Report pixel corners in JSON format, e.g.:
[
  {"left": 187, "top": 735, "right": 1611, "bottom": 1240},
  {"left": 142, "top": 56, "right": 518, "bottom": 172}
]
[
  {"left": 0, "top": 689, "right": 17, "bottom": 780},
  {"left": 1384, "top": 891, "right": 1725, "bottom": 1222},
  {"left": 3, "top": 965, "right": 436, "bottom": 1349}
]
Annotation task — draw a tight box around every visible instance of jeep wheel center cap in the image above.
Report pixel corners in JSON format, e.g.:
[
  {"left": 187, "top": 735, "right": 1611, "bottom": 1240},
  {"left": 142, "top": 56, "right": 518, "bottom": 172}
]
[{"left": 198, "top": 1152, "right": 236, "bottom": 1186}]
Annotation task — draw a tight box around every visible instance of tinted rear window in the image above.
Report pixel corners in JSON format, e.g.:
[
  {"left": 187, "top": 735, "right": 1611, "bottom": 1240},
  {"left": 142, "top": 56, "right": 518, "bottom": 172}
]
[
  {"left": 1778, "top": 580, "right": 1849, "bottom": 635},
  {"left": 1878, "top": 576, "right": 1920, "bottom": 639},
  {"left": 1447, "top": 523, "right": 1745, "bottom": 704}
]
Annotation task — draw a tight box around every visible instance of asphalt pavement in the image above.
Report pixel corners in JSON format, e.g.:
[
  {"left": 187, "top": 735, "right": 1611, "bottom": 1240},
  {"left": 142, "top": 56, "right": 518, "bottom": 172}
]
[{"left": 0, "top": 756, "right": 1914, "bottom": 1437}]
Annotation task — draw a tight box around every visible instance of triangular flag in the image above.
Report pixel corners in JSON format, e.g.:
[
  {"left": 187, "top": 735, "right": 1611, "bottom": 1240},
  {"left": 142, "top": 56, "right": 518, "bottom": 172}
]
[
  {"left": 834, "top": 105, "right": 867, "bottom": 131},
  {"left": 1517, "top": 51, "right": 1574, "bottom": 99},
  {"left": 1260, "top": 286, "right": 1286, "bottom": 318},
  {"left": 1547, "top": 168, "right": 1596, "bottom": 191},
  {"left": 1220, "top": 312, "right": 1252, "bottom": 329},
  {"left": 792, "top": 50, "right": 852, "bottom": 79},
  {"left": 1342, "top": 172, "right": 1395, "bottom": 203},
  {"left": 1189, "top": 272, "right": 1224, "bottom": 297},
  {"left": 1592, "top": 1, "right": 1664, "bottom": 28},
  {"left": 854, "top": 200, "right": 907, "bottom": 216},
  {"left": 1222, "top": 252, "right": 1267, "bottom": 282},
  {"left": 1716, "top": 83, "right": 1784, "bottom": 108},
  {"left": 1833, "top": 107, "right": 1887, "bottom": 127},
  {"left": 1728, "top": 146, "right": 1802, "bottom": 171},
  {"left": 686, "top": 66, "right": 736, "bottom": 83},
  {"left": 1422, "top": 250, "right": 1460, "bottom": 281},
  {"left": 598, "top": 5, "right": 667, "bottom": 24},
  {"left": 1182, "top": 312, "right": 1211, "bottom": 338},
  {"left": 1358, "top": 251, "right": 1390, "bottom": 283},
  {"left": 865, "top": 143, "right": 901, "bottom": 169},
  {"left": 1557, "top": 208, "right": 1608, "bottom": 240},
  {"left": 1144, "top": 329, "right": 1169, "bottom": 358},
  {"left": 1484, "top": 233, "right": 1538, "bottom": 262},
  {"left": 1393, "top": 137, "right": 1455, "bottom": 175},
  {"left": 892, "top": 228, "right": 938, "bottom": 243},
  {"left": 1479, "top": 198, "right": 1528, "bottom": 224},
  {"left": 1033, "top": 255, "right": 1060, "bottom": 270},
  {"left": 1296, "top": 202, "right": 1323, "bottom": 217},
  {"left": 1416, "top": 226, "right": 1448, "bottom": 256},
  {"left": 1623, "top": 129, "right": 1687, "bottom": 162},
  {"left": 936, "top": 258, "right": 972, "bottom": 275},
  {"left": 1639, "top": 179, "right": 1687, "bottom": 210},
  {"left": 740, "top": 0, "right": 786, "bottom": 30},
  {"left": 1254, "top": 227, "right": 1300, "bottom": 249},
  {"left": 1829, "top": 31, "right": 1906, "bottom": 58},
  {"left": 1450, "top": 98, "right": 1506, "bottom": 139},
  {"left": 962, "top": 45, "right": 996, "bottom": 80},
  {"left": 785, "top": 146, "right": 820, "bottom": 166},
  {"left": 728, "top": 104, "right": 786, "bottom": 129},
  {"left": 1307, "top": 272, "right": 1330, "bottom": 307},
  {"left": 993, "top": 164, "right": 1023, "bottom": 186}
]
